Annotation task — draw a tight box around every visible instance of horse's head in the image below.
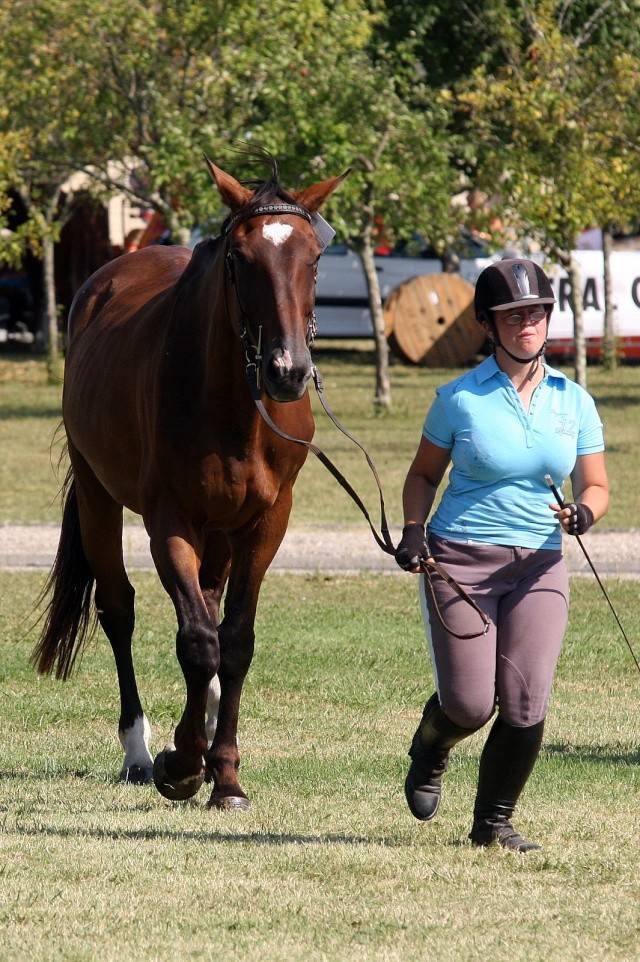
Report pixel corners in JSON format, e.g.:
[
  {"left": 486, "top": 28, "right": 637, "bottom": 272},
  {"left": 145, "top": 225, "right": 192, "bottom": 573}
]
[{"left": 206, "top": 153, "right": 348, "bottom": 402}]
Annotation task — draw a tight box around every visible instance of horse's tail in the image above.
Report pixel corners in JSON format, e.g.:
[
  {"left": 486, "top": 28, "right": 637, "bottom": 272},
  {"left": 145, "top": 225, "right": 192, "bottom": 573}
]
[{"left": 31, "top": 467, "right": 96, "bottom": 680}]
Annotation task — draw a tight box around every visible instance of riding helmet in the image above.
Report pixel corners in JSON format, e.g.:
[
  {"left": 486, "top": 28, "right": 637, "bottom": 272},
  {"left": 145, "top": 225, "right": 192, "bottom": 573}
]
[{"left": 474, "top": 257, "right": 555, "bottom": 324}]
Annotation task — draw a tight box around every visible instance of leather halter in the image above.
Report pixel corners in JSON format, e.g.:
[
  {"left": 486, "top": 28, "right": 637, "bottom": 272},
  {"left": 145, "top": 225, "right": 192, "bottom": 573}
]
[
  {"left": 223, "top": 203, "right": 490, "bottom": 640},
  {"left": 222, "top": 203, "right": 318, "bottom": 378}
]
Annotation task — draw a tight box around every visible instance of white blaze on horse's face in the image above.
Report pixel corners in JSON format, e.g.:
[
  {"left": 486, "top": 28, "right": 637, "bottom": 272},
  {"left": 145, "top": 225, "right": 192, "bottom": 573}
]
[{"left": 262, "top": 221, "right": 294, "bottom": 247}]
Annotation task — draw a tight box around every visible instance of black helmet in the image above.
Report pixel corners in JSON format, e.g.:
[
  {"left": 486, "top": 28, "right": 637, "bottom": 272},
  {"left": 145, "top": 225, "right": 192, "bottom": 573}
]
[{"left": 474, "top": 257, "right": 555, "bottom": 324}]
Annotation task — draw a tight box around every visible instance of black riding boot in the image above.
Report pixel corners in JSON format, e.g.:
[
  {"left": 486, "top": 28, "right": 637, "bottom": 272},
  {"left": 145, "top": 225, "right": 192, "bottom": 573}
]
[
  {"left": 469, "top": 716, "right": 545, "bottom": 852},
  {"left": 405, "top": 693, "right": 477, "bottom": 821}
]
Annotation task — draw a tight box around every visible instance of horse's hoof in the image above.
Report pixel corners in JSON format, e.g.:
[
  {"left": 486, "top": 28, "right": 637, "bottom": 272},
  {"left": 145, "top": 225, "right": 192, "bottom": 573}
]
[
  {"left": 207, "top": 791, "right": 250, "bottom": 811},
  {"left": 152, "top": 747, "right": 205, "bottom": 801},
  {"left": 120, "top": 764, "right": 154, "bottom": 785}
]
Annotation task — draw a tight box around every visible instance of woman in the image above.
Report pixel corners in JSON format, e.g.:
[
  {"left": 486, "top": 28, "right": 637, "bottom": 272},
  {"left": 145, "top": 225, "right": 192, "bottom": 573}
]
[{"left": 395, "top": 257, "right": 609, "bottom": 852}]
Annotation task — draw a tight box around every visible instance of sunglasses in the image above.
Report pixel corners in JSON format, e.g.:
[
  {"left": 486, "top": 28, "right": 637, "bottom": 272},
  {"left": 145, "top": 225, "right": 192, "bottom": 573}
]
[{"left": 500, "top": 308, "right": 547, "bottom": 327}]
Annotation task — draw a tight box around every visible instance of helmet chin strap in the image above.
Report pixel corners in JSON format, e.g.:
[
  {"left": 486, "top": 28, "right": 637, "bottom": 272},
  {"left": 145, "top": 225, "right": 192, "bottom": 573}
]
[
  {"left": 493, "top": 337, "right": 546, "bottom": 364},
  {"left": 490, "top": 318, "right": 549, "bottom": 366}
]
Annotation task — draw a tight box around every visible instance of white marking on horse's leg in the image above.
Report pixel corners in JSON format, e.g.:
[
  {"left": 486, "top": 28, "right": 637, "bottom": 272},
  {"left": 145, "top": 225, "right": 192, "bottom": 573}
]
[
  {"left": 262, "top": 222, "right": 293, "bottom": 246},
  {"left": 118, "top": 714, "right": 153, "bottom": 779},
  {"left": 205, "top": 674, "right": 221, "bottom": 748}
]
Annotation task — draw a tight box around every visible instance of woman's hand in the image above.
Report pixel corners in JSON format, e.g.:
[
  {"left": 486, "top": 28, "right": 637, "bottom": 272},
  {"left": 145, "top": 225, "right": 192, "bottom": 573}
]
[
  {"left": 395, "top": 523, "right": 429, "bottom": 572},
  {"left": 551, "top": 501, "right": 594, "bottom": 535},
  {"left": 549, "top": 451, "right": 609, "bottom": 536}
]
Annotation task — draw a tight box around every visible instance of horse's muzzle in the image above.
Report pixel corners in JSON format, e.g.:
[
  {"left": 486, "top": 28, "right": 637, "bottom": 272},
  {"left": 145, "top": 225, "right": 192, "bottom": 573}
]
[{"left": 263, "top": 347, "right": 312, "bottom": 401}]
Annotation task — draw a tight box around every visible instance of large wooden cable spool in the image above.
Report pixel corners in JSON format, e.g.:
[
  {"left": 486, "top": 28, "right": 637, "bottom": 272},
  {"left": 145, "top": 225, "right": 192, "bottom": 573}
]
[{"left": 384, "top": 273, "right": 485, "bottom": 366}]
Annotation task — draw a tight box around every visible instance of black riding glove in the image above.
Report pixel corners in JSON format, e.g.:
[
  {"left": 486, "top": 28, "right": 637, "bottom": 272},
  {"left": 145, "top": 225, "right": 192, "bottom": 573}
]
[
  {"left": 395, "top": 522, "right": 428, "bottom": 571},
  {"left": 566, "top": 502, "right": 594, "bottom": 536}
]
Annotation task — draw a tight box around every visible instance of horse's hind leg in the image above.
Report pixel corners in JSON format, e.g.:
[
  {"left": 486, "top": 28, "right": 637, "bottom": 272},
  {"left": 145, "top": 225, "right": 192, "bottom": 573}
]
[{"left": 71, "top": 451, "right": 152, "bottom": 783}]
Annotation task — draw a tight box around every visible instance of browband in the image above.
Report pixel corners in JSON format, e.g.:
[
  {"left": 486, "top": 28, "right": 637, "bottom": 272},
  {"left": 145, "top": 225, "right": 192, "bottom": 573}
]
[{"left": 223, "top": 203, "right": 312, "bottom": 236}]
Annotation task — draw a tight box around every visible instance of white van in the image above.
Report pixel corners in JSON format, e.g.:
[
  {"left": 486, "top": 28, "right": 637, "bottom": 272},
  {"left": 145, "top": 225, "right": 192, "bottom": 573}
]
[
  {"left": 315, "top": 245, "right": 640, "bottom": 360},
  {"left": 314, "top": 242, "right": 494, "bottom": 338}
]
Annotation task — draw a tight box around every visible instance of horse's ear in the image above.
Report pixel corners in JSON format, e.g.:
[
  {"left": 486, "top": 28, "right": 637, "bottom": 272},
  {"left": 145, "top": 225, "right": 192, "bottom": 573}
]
[
  {"left": 293, "top": 170, "right": 351, "bottom": 213},
  {"left": 204, "top": 154, "right": 252, "bottom": 211}
]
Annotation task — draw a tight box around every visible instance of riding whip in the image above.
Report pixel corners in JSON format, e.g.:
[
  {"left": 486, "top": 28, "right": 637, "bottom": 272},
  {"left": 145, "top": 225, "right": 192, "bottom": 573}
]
[{"left": 545, "top": 474, "right": 640, "bottom": 674}]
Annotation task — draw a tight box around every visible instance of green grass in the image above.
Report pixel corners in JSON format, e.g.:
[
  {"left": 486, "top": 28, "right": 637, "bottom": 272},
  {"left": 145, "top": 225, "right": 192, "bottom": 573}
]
[
  {"left": 0, "top": 347, "right": 638, "bottom": 528},
  {"left": 1, "top": 570, "right": 638, "bottom": 962},
  {"left": 0, "top": 356, "right": 64, "bottom": 522}
]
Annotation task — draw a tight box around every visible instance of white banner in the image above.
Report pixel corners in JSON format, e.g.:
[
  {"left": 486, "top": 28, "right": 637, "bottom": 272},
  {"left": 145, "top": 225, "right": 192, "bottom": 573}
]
[{"left": 545, "top": 251, "right": 640, "bottom": 356}]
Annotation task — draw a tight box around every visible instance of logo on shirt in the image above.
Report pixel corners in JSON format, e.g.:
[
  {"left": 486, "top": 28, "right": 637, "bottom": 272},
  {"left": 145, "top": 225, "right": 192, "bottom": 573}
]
[{"left": 553, "top": 412, "right": 577, "bottom": 437}]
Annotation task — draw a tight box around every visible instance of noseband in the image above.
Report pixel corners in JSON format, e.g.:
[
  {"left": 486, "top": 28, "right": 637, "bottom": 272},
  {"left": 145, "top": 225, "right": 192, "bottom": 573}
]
[{"left": 222, "top": 203, "right": 318, "bottom": 382}]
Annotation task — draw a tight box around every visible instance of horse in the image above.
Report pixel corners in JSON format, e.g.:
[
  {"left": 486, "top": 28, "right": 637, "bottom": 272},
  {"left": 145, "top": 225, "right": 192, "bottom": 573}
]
[{"left": 32, "top": 151, "right": 347, "bottom": 809}]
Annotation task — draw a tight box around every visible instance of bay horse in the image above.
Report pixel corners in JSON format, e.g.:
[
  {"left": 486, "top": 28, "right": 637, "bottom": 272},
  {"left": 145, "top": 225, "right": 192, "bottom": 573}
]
[{"left": 32, "top": 152, "right": 347, "bottom": 809}]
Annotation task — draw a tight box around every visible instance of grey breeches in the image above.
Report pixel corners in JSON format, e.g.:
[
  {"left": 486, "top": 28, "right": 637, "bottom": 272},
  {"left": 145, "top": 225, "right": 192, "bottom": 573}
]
[{"left": 419, "top": 535, "right": 569, "bottom": 730}]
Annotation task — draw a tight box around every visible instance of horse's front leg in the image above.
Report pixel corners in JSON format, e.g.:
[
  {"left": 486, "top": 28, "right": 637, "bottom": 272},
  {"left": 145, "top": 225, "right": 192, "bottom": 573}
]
[
  {"left": 149, "top": 516, "right": 220, "bottom": 801},
  {"left": 205, "top": 496, "right": 292, "bottom": 811}
]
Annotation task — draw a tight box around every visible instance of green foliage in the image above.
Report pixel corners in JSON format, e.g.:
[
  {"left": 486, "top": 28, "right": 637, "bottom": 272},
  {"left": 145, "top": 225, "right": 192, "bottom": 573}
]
[
  {"left": 454, "top": 1, "right": 640, "bottom": 256},
  {"left": 1, "top": 1, "right": 640, "bottom": 397}
]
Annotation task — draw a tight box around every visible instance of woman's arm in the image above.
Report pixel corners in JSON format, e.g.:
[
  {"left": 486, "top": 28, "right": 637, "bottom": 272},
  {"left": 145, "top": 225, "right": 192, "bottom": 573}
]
[
  {"left": 551, "top": 451, "right": 610, "bottom": 534},
  {"left": 402, "top": 436, "right": 452, "bottom": 526}
]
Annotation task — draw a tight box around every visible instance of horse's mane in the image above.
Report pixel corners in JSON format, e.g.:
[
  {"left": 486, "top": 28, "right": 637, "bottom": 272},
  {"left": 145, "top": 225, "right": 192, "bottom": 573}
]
[
  {"left": 220, "top": 146, "right": 302, "bottom": 234},
  {"left": 180, "top": 147, "right": 302, "bottom": 285}
]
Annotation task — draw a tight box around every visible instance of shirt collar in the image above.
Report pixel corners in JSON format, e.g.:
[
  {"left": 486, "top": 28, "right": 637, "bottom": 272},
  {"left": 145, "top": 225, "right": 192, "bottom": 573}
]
[{"left": 475, "top": 353, "right": 568, "bottom": 385}]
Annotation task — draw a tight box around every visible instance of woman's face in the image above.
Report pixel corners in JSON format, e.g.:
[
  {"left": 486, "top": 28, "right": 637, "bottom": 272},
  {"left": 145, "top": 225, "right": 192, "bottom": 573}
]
[{"left": 489, "top": 305, "right": 549, "bottom": 357}]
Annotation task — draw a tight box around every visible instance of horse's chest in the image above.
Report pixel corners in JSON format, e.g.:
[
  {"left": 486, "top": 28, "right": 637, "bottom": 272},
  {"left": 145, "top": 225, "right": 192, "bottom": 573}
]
[{"left": 199, "top": 448, "right": 302, "bottom": 519}]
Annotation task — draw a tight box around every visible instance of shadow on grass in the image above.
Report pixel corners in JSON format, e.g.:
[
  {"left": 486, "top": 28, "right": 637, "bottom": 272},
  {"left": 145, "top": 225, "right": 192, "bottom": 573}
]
[
  {"left": 0, "top": 407, "right": 61, "bottom": 420},
  {"left": 311, "top": 341, "right": 377, "bottom": 367},
  {"left": 9, "top": 820, "right": 388, "bottom": 847},
  {"left": 545, "top": 743, "right": 639, "bottom": 765}
]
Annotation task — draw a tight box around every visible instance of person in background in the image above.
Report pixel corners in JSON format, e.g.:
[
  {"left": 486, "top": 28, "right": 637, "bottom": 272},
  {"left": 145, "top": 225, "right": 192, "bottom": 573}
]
[{"left": 395, "top": 257, "right": 609, "bottom": 851}]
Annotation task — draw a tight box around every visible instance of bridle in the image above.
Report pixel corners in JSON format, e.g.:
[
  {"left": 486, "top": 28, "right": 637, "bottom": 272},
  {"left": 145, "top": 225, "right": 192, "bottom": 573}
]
[
  {"left": 221, "top": 204, "right": 490, "bottom": 641},
  {"left": 222, "top": 203, "right": 318, "bottom": 386}
]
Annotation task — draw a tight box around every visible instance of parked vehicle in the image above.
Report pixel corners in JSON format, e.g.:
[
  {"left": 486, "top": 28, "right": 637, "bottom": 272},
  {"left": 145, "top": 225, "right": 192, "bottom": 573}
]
[
  {"left": 0, "top": 270, "right": 36, "bottom": 346},
  {"left": 314, "top": 241, "right": 495, "bottom": 339},
  {"left": 315, "top": 245, "right": 640, "bottom": 360},
  {"left": 544, "top": 251, "right": 640, "bottom": 360}
]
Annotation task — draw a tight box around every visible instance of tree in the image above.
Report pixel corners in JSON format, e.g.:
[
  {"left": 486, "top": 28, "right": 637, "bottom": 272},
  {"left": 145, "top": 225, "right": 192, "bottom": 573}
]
[
  {"left": 1, "top": 0, "right": 464, "bottom": 407},
  {"left": 454, "top": 0, "right": 640, "bottom": 387},
  {"left": 0, "top": 0, "right": 118, "bottom": 379},
  {"left": 586, "top": 45, "right": 640, "bottom": 369},
  {"left": 0, "top": 0, "right": 387, "bottom": 377},
  {"left": 246, "top": 22, "right": 462, "bottom": 408},
  {"left": 59, "top": 0, "right": 383, "bottom": 239}
]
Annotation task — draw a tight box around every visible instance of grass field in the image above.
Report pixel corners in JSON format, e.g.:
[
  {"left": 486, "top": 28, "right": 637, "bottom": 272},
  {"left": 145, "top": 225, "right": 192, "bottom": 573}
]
[
  {"left": 0, "top": 350, "right": 639, "bottom": 961},
  {"left": 0, "top": 570, "right": 638, "bottom": 962},
  {"left": 0, "top": 347, "right": 639, "bottom": 528}
]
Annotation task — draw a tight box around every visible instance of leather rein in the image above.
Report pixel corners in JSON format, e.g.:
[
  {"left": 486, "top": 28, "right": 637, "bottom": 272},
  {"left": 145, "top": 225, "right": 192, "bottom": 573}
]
[{"left": 221, "top": 204, "right": 490, "bottom": 641}]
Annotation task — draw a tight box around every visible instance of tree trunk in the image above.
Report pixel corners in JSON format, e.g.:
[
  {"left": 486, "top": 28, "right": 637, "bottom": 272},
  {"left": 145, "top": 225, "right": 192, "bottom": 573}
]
[
  {"left": 357, "top": 240, "right": 391, "bottom": 409},
  {"left": 43, "top": 232, "right": 62, "bottom": 383},
  {"left": 567, "top": 253, "right": 587, "bottom": 389},
  {"left": 601, "top": 227, "right": 617, "bottom": 370},
  {"left": 20, "top": 184, "right": 65, "bottom": 382}
]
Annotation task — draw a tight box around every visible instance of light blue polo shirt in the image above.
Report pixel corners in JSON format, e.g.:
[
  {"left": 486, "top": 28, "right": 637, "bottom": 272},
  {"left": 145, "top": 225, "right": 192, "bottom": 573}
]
[{"left": 424, "top": 355, "right": 605, "bottom": 550}]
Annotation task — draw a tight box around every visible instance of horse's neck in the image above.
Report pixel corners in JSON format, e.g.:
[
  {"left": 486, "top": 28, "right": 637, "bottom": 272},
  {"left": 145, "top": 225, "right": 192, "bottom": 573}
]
[{"left": 158, "top": 254, "right": 247, "bottom": 411}]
